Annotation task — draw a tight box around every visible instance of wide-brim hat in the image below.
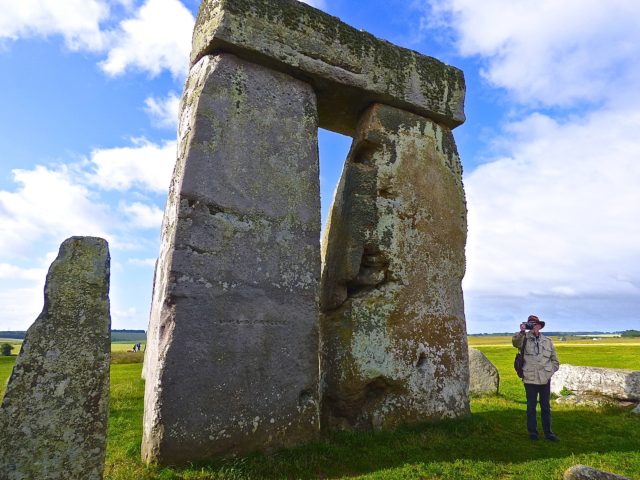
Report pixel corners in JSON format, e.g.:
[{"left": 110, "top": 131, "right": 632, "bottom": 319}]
[{"left": 528, "top": 315, "right": 545, "bottom": 328}]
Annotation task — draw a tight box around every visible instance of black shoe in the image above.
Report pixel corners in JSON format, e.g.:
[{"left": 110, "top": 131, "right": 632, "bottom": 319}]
[
  {"left": 545, "top": 434, "right": 559, "bottom": 442},
  {"left": 529, "top": 433, "right": 539, "bottom": 440}
]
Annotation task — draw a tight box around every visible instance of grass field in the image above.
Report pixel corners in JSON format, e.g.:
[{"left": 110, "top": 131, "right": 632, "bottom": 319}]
[
  {"left": 1, "top": 339, "right": 639, "bottom": 479},
  {"left": 468, "top": 335, "right": 640, "bottom": 347}
]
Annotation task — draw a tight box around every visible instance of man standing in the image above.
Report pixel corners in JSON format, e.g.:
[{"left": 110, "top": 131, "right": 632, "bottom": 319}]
[{"left": 512, "top": 315, "right": 560, "bottom": 441}]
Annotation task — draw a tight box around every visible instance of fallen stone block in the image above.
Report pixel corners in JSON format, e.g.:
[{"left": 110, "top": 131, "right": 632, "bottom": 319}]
[
  {"left": 551, "top": 364, "right": 640, "bottom": 401},
  {"left": 555, "top": 393, "right": 635, "bottom": 408}
]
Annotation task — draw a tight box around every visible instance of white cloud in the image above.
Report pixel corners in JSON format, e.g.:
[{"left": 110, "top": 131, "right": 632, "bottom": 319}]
[
  {"left": 463, "top": 107, "right": 640, "bottom": 301},
  {"left": 122, "top": 201, "right": 164, "bottom": 229},
  {"left": 128, "top": 257, "right": 156, "bottom": 267},
  {"left": 422, "top": 0, "right": 640, "bottom": 107},
  {"left": 0, "top": 0, "right": 194, "bottom": 80},
  {"left": 0, "top": 165, "right": 111, "bottom": 256},
  {"left": 100, "top": 0, "right": 194, "bottom": 78},
  {"left": 0, "top": 284, "right": 44, "bottom": 331},
  {"left": 0, "top": 145, "right": 170, "bottom": 330},
  {"left": 87, "top": 138, "right": 176, "bottom": 193},
  {"left": 145, "top": 92, "right": 180, "bottom": 129},
  {"left": 0, "top": 0, "right": 110, "bottom": 51},
  {"left": 414, "top": 0, "right": 640, "bottom": 331},
  {"left": 0, "top": 263, "right": 45, "bottom": 281}
]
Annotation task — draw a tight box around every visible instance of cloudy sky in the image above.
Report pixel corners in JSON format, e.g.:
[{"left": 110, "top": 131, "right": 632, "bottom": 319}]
[{"left": 0, "top": 0, "right": 638, "bottom": 334}]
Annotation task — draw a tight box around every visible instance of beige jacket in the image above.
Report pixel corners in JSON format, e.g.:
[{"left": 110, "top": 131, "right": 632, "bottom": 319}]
[{"left": 512, "top": 331, "right": 560, "bottom": 385}]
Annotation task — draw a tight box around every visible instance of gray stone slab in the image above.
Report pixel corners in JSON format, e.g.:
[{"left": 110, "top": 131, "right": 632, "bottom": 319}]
[
  {"left": 142, "top": 53, "right": 321, "bottom": 464},
  {"left": 192, "top": 0, "right": 466, "bottom": 135},
  {"left": 0, "top": 237, "right": 111, "bottom": 480},
  {"left": 551, "top": 364, "right": 640, "bottom": 401},
  {"left": 320, "top": 104, "right": 469, "bottom": 430}
]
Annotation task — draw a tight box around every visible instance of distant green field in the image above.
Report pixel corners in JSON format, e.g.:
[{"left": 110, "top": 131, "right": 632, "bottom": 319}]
[
  {"left": 1, "top": 341, "right": 639, "bottom": 479},
  {"left": 468, "top": 335, "right": 640, "bottom": 347},
  {"left": 0, "top": 331, "right": 146, "bottom": 343},
  {"left": 111, "top": 342, "right": 146, "bottom": 352}
]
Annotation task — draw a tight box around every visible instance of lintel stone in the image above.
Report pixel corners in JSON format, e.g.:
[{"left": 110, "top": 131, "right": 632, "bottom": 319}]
[{"left": 192, "top": 0, "right": 466, "bottom": 136}]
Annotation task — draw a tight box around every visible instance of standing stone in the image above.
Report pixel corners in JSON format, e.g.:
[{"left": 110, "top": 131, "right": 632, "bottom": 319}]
[
  {"left": 320, "top": 103, "right": 469, "bottom": 429},
  {"left": 0, "top": 237, "right": 111, "bottom": 480},
  {"left": 142, "top": 53, "right": 321, "bottom": 464},
  {"left": 468, "top": 348, "right": 500, "bottom": 395}
]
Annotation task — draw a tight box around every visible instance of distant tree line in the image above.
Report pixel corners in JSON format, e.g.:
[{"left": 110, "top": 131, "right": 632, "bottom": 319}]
[
  {"left": 469, "top": 331, "right": 609, "bottom": 337},
  {"left": 111, "top": 331, "right": 147, "bottom": 342},
  {"left": 621, "top": 330, "right": 640, "bottom": 338},
  {"left": 0, "top": 331, "right": 25, "bottom": 339},
  {"left": 1, "top": 330, "right": 146, "bottom": 342}
]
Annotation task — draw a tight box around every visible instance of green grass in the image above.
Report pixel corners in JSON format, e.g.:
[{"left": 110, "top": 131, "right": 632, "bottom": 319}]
[
  {"left": 468, "top": 335, "right": 640, "bottom": 346},
  {"left": 1, "top": 342, "right": 639, "bottom": 479}
]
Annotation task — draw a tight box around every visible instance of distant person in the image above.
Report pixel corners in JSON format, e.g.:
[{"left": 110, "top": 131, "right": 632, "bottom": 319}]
[{"left": 512, "top": 315, "right": 560, "bottom": 441}]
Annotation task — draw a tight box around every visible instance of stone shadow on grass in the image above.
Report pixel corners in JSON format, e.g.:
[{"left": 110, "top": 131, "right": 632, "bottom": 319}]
[{"left": 178, "top": 407, "right": 640, "bottom": 479}]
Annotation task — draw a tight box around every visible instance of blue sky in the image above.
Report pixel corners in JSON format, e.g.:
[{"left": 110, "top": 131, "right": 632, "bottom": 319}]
[{"left": 0, "top": 0, "right": 638, "bottom": 334}]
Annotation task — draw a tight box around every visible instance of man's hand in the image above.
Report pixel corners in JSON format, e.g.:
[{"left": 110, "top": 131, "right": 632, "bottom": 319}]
[{"left": 520, "top": 323, "right": 526, "bottom": 333}]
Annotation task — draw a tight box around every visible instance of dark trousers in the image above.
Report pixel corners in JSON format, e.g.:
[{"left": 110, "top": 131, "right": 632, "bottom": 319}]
[{"left": 524, "top": 381, "right": 552, "bottom": 436}]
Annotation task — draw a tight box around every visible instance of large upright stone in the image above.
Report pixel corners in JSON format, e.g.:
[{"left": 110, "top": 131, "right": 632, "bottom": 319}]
[
  {"left": 320, "top": 104, "right": 469, "bottom": 429},
  {"left": 0, "top": 237, "right": 111, "bottom": 480},
  {"left": 142, "top": 53, "right": 321, "bottom": 464},
  {"left": 192, "top": 0, "right": 465, "bottom": 135}
]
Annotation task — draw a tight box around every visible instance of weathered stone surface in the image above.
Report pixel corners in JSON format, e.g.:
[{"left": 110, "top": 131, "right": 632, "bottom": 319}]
[
  {"left": 555, "top": 393, "right": 635, "bottom": 408},
  {"left": 564, "top": 465, "right": 632, "bottom": 480},
  {"left": 192, "top": 0, "right": 465, "bottom": 135},
  {"left": 320, "top": 103, "right": 469, "bottom": 430},
  {"left": 551, "top": 364, "right": 640, "bottom": 401},
  {"left": 142, "top": 53, "right": 320, "bottom": 464},
  {"left": 0, "top": 237, "right": 110, "bottom": 480},
  {"left": 632, "top": 403, "right": 640, "bottom": 415},
  {"left": 468, "top": 347, "right": 499, "bottom": 396}
]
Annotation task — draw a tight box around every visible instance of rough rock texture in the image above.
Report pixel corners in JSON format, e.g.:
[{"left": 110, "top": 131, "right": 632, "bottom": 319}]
[
  {"left": 468, "top": 347, "right": 499, "bottom": 395},
  {"left": 564, "top": 465, "right": 632, "bottom": 480},
  {"left": 633, "top": 403, "right": 640, "bottom": 415},
  {"left": 551, "top": 364, "right": 640, "bottom": 401},
  {"left": 142, "top": 53, "right": 321, "bottom": 464},
  {"left": 192, "top": 0, "right": 465, "bottom": 135},
  {"left": 555, "top": 394, "right": 636, "bottom": 408},
  {"left": 0, "top": 237, "right": 111, "bottom": 480},
  {"left": 320, "top": 103, "right": 469, "bottom": 430}
]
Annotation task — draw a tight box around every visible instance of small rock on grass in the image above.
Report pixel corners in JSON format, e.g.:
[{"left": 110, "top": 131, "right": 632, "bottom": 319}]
[{"left": 564, "top": 464, "right": 632, "bottom": 480}]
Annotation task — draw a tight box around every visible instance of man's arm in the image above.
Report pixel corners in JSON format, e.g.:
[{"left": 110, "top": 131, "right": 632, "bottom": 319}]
[
  {"left": 549, "top": 341, "right": 560, "bottom": 373},
  {"left": 512, "top": 323, "right": 526, "bottom": 348}
]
